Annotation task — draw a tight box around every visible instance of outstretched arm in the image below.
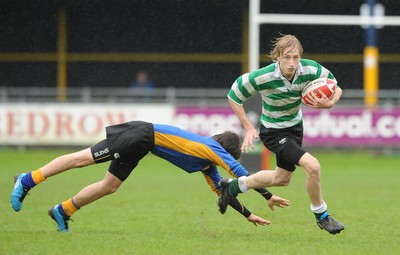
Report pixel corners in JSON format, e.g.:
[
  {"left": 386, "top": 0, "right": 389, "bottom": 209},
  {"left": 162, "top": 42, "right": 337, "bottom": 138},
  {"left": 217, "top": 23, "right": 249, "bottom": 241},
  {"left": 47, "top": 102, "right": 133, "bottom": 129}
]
[
  {"left": 200, "top": 168, "right": 271, "bottom": 226},
  {"left": 228, "top": 196, "right": 270, "bottom": 226},
  {"left": 254, "top": 188, "right": 290, "bottom": 211}
]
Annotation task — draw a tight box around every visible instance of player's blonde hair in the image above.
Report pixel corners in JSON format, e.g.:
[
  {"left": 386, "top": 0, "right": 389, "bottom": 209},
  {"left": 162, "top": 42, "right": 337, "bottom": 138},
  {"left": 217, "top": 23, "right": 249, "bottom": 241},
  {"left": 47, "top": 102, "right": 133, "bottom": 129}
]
[{"left": 268, "top": 34, "right": 303, "bottom": 62}]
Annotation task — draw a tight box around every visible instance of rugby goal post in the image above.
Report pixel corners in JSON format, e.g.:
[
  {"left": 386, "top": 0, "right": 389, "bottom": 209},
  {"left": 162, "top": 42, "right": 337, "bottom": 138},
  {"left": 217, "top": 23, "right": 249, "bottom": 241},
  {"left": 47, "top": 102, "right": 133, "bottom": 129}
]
[
  {"left": 248, "top": 0, "right": 400, "bottom": 168},
  {"left": 249, "top": 0, "right": 400, "bottom": 72}
]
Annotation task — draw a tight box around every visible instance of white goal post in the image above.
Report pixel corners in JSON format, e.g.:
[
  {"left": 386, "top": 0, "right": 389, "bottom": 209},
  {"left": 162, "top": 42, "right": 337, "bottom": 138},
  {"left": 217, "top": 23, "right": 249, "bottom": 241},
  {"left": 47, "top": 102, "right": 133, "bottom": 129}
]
[{"left": 249, "top": 0, "right": 400, "bottom": 71}]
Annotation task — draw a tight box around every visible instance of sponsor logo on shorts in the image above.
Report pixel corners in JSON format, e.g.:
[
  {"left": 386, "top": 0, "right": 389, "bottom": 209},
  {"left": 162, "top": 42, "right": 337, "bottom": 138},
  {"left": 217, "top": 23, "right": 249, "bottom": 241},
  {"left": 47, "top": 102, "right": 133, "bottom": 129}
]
[
  {"left": 114, "top": 153, "right": 120, "bottom": 159},
  {"left": 279, "top": 138, "right": 287, "bottom": 145},
  {"left": 94, "top": 148, "right": 109, "bottom": 158}
]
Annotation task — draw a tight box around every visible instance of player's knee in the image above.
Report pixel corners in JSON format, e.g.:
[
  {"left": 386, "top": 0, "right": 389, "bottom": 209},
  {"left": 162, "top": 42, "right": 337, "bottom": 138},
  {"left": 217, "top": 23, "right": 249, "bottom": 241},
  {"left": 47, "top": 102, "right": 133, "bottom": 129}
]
[
  {"left": 69, "top": 151, "right": 94, "bottom": 168},
  {"left": 70, "top": 158, "right": 91, "bottom": 168},
  {"left": 273, "top": 176, "right": 291, "bottom": 186},
  {"left": 101, "top": 184, "right": 119, "bottom": 195},
  {"left": 276, "top": 179, "right": 291, "bottom": 186},
  {"left": 103, "top": 179, "right": 122, "bottom": 194},
  {"left": 107, "top": 186, "right": 119, "bottom": 194},
  {"left": 304, "top": 159, "right": 321, "bottom": 180},
  {"left": 75, "top": 159, "right": 94, "bottom": 168}
]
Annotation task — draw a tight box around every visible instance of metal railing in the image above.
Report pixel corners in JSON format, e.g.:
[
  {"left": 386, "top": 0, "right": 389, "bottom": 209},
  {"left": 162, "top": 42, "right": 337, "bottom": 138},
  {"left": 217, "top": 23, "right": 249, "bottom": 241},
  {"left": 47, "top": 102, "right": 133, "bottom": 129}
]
[{"left": 1, "top": 86, "right": 400, "bottom": 107}]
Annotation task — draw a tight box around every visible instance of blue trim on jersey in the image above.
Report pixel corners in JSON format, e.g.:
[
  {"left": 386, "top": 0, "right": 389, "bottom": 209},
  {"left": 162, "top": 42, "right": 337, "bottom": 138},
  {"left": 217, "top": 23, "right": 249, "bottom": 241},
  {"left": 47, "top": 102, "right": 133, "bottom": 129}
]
[{"left": 152, "top": 124, "right": 249, "bottom": 193}]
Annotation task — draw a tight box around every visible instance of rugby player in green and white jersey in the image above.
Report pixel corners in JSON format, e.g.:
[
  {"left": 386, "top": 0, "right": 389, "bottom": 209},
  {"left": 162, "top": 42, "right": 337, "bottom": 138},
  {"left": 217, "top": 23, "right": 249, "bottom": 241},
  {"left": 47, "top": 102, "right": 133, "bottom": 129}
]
[{"left": 218, "top": 34, "right": 344, "bottom": 235}]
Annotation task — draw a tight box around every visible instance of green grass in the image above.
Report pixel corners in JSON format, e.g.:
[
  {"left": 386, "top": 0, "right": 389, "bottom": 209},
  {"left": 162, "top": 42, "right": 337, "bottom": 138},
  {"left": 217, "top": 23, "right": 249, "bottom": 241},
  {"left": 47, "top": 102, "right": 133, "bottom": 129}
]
[{"left": 0, "top": 148, "right": 399, "bottom": 255}]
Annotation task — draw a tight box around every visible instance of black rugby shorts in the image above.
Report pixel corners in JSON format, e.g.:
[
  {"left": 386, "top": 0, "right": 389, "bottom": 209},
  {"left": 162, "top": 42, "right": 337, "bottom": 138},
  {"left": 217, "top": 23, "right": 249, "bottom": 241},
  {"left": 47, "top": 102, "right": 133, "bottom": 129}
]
[
  {"left": 259, "top": 122, "right": 306, "bottom": 172},
  {"left": 90, "top": 121, "right": 154, "bottom": 181}
]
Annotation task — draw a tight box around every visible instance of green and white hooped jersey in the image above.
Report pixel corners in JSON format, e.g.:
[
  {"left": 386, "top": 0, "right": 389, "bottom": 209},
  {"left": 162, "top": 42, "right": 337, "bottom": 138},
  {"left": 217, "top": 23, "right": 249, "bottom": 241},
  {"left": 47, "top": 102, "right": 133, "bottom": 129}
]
[{"left": 228, "top": 59, "right": 338, "bottom": 129}]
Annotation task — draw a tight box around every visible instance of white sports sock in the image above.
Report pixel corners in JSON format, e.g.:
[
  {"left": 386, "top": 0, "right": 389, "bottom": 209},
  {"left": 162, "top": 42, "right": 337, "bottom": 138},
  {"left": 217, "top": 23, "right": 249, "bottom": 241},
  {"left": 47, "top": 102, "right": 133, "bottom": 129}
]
[
  {"left": 238, "top": 176, "right": 249, "bottom": 193},
  {"left": 310, "top": 201, "right": 328, "bottom": 213}
]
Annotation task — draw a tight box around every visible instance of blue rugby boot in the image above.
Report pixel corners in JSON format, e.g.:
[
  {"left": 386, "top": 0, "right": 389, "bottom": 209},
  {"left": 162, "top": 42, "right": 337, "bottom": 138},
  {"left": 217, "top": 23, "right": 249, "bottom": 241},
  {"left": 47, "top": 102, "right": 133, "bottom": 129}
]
[
  {"left": 11, "top": 173, "right": 30, "bottom": 212},
  {"left": 48, "top": 204, "right": 71, "bottom": 232}
]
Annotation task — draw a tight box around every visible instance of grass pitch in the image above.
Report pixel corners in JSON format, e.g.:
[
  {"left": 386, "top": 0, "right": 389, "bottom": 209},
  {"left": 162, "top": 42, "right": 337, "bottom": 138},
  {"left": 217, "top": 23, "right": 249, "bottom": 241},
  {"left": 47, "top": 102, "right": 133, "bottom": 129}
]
[{"left": 0, "top": 147, "right": 399, "bottom": 255}]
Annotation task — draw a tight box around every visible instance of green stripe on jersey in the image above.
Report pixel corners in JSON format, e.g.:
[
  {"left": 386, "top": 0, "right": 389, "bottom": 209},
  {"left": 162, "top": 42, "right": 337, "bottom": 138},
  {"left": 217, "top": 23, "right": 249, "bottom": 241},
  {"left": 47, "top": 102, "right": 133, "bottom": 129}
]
[
  {"left": 228, "top": 90, "right": 243, "bottom": 104},
  {"left": 257, "top": 80, "right": 285, "bottom": 91},
  {"left": 261, "top": 110, "right": 300, "bottom": 124},
  {"left": 228, "top": 59, "right": 337, "bottom": 128},
  {"left": 267, "top": 90, "right": 301, "bottom": 100},
  {"left": 263, "top": 100, "right": 302, "bottom": 112},
  {"left": 236, "top": 76, "right": 253, "bottom": 98}
]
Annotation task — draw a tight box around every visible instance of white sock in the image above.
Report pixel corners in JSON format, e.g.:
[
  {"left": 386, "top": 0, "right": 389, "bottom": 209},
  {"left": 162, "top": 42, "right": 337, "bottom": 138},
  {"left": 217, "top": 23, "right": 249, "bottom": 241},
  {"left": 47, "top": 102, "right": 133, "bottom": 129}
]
[
  {"left": 238, "top": 176, "right": 249, "bottom": 193},
  {"left": 310, "top": 201, "right": 328, "bottom": 213}
]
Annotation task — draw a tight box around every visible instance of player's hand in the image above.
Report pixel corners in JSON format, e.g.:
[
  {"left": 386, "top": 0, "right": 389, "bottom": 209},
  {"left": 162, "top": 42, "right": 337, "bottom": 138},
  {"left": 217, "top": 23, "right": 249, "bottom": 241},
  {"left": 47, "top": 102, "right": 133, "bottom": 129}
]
[
  {"left": 241, "top": 127, "right": 258, "bottom": 153},
  {"left": 267, "top": 195, "right": 290, "bottom": 211},
  {"left": 306, "top": 89, "right": 333, "bottom": 108},
  {"left": 246, "top": 213, "right": 271, "bottom": 226}
]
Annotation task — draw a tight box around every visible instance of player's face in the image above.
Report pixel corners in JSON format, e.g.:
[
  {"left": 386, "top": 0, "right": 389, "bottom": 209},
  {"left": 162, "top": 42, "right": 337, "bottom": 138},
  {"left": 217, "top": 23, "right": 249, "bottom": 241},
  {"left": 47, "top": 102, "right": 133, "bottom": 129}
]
[{"left": 277, "top": 47, "right": 301, "bottom": 80}]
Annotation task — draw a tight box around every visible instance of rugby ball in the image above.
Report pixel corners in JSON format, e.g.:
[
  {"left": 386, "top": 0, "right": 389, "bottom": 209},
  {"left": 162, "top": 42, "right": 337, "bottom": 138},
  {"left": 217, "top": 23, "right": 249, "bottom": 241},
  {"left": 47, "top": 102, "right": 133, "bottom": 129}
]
[{"left": 301, "top": 78, "right": 336, "bottom": 106}]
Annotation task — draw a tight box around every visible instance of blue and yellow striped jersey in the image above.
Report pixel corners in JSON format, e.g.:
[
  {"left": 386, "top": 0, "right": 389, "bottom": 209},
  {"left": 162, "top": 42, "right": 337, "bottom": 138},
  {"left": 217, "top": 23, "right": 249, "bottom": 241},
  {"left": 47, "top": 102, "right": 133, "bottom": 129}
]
[{"left": 152, "top": 124, "right": 249, "bottom": 194}]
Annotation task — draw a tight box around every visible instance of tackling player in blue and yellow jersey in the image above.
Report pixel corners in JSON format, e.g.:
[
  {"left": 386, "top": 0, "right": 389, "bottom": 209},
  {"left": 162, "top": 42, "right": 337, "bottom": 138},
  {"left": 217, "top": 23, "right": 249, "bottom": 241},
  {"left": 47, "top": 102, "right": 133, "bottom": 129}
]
[{"left": 11, "top": 121, "right": 289, "bottom": 232}]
